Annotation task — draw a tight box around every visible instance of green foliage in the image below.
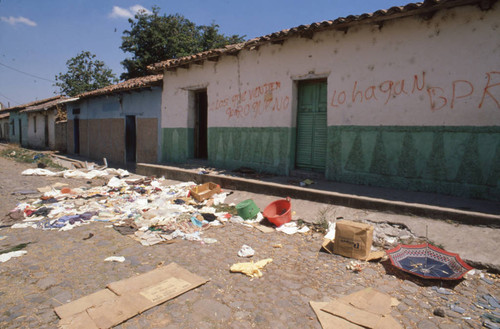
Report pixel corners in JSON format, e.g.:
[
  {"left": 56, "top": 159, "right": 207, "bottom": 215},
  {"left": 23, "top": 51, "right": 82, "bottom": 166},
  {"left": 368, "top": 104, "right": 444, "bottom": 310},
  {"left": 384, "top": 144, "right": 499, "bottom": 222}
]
[
  {"left": 120, "top": 6, "right": 245, "bottom": 80},
  {"left": 1, "top": 147, "right": 65, "bottom": 170},
  {"left": 54, "top": 51, "right": 118, "bottom": 97}
]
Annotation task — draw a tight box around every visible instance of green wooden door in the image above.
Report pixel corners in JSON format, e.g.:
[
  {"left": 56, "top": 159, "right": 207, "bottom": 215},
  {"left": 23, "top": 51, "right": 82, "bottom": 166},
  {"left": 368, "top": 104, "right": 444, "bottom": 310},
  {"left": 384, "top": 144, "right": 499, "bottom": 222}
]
[{"left": 296, "top": 80, "right": 327, "bottom": 170}]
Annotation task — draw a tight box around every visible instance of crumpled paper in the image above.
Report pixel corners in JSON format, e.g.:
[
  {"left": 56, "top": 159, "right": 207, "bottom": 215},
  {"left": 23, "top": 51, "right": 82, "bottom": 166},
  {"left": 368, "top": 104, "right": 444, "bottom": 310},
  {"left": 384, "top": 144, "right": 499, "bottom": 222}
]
[
  {"left": 0, "top": 250, "right": 27, "bottom": 262},
  {"left": 230, "top": 258, "right": 273, "bottom": 278},
  {"left": 238, "top": 244, "right": 255, "bottom": 258}
]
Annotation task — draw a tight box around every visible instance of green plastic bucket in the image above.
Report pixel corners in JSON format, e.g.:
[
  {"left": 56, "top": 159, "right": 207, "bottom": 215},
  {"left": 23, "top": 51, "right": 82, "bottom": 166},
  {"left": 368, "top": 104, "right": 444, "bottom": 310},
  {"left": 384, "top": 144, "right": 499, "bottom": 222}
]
[{"left": 236, "top": 199, "right": 260, "bottom": 220}]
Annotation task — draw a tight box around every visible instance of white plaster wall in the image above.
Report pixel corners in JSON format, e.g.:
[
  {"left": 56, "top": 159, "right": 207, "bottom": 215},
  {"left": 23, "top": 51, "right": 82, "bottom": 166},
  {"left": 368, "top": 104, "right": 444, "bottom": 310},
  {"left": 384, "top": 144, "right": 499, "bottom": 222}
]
[
  {"left": 26, "top": 111, "right": 56, "bottom": 148},
  {"left": 162, "top": 3, "right": 500, "bottom": 128}
]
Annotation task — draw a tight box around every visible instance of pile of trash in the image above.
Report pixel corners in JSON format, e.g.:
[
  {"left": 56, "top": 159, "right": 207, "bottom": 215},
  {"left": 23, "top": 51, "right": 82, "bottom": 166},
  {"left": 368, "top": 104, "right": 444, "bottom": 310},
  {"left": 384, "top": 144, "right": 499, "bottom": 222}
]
[
  {"left": 7, "top": 170, "right": 235, "bottom": 245},
  {"left": 5, "top": 168, "right": 311, "bottom": 247}
]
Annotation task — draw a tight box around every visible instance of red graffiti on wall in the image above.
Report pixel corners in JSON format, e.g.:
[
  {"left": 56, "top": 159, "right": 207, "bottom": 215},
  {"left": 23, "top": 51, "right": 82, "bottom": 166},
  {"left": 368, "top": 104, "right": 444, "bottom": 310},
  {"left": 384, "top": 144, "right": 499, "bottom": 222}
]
[
  {"left": 330, "top": 71, "right": 500, "bottom": 111},
  {"left": 209, "top": 81, "right": 290, "bottom": 119}
]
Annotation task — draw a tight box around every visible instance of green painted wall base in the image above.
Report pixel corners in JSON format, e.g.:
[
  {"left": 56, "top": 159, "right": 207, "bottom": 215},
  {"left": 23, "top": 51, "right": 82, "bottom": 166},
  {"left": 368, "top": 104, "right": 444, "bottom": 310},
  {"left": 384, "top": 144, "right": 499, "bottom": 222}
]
[
  {"left": 160, "top": 128, "right": 193, "bottom": 163},
  {"left": 208, "top": 127, "right": 294, "bottom": 175},
  {"left": 326, "top": 126, "right": 500, "bottom": 201},
  {"left": 161, "top": 126, "right": 500, "bottom": 201}
]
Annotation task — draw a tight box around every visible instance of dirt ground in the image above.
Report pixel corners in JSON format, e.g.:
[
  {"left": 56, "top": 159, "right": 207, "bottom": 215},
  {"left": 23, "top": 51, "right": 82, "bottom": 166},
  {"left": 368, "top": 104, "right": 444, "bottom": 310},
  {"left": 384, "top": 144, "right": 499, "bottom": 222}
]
[{"left": 0, "top": 155, "right": 499, "bottom": 329}]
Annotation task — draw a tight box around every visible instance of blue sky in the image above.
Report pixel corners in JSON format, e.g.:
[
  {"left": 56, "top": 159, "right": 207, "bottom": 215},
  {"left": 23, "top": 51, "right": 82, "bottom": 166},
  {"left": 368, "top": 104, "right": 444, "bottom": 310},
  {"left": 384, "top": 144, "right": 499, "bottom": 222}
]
[{"left": 0, "top": 0, "right": 410, "bottom": 107}]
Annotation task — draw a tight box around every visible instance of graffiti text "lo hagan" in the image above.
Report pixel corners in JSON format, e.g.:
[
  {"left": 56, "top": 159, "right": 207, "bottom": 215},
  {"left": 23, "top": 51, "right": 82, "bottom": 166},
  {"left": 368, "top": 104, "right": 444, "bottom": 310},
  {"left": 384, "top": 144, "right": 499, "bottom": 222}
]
[{"left": 330, "top": 71, "right": 500, "bottom": 111}]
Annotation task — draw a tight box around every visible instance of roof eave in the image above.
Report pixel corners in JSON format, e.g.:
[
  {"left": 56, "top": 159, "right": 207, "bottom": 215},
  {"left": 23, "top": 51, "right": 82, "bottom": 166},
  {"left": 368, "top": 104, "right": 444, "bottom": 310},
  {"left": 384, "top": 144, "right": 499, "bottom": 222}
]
[{"left": 148, "top": 0, "right": 491, "bottom": 73}]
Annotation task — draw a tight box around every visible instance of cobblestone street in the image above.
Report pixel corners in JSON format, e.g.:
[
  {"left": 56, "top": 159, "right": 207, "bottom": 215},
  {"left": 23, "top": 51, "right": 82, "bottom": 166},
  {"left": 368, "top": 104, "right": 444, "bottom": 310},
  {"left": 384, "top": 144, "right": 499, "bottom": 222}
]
[{"left": 0, "top": 156, "right": 498, "bottom": 329}]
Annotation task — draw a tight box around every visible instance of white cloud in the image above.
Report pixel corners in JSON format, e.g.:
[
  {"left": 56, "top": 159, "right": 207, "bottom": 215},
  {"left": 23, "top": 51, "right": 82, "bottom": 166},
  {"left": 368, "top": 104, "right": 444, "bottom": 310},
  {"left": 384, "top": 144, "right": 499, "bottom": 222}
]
[
  {"left": 1, "top": 16, "right": 37, "bottom": 27},
  {"left": 109, "top": 5, "right": 151, "bottom": 19}
]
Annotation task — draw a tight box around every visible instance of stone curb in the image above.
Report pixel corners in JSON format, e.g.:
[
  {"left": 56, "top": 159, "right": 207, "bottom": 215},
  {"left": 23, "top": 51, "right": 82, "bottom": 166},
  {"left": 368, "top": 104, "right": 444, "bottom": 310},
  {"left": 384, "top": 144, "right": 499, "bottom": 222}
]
[{"left": 137, "top": 163, "right": 500, "bottom": 228}]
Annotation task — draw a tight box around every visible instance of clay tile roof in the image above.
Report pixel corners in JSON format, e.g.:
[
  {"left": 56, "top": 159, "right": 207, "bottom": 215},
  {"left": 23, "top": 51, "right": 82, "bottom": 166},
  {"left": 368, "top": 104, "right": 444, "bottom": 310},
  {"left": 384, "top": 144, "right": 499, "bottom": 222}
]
[
  {"left": 148, "top": 0, "right": 486, "bottom": 73},
  {"left": 77, "top": 74, "right": 163, "bottom": 99},
  {"left": 4, "top": 95, "right": 64, "bottom": 112},
  {"left": 21, "top": 96, "right": 77, "bottom": 113}
]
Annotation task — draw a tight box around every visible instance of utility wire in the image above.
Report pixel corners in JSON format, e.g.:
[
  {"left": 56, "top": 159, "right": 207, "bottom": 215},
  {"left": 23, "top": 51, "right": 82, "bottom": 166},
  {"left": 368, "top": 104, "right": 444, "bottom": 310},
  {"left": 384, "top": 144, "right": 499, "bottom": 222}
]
[
  {"left": 0, "top": 61, "right": 56, "bottom": 83},
  {"left": 0, "top": 91, "right": 20, "bottom": 106}
]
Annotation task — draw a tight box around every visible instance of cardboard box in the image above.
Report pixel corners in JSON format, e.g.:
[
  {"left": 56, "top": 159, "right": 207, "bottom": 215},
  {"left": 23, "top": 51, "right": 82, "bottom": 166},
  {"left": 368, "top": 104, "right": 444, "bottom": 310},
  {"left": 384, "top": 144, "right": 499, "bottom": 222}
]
[
  {"left": 333, "top": 220, "right": 373, "bottom": 260},
  {"left": 189, "top": 182, "right": 221, "bottom": 202}
]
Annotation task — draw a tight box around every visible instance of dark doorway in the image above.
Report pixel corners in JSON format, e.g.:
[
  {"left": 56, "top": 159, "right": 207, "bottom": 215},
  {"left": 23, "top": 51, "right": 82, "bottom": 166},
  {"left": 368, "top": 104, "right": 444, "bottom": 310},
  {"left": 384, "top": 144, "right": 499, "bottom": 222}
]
[
  {"left": 125, "top": 115, "right": 137, "bottom": 163},
  {"left": 44, "top": 115, "right": 49, "bottom": 147},
  {"left": 18, "top": 119, "right": 22, "bottom": 145},
  {"left": 194, "top": 90, "right": 208, "bottom": 159},
  {"left": 74, "top": 118, "right": 80, "bottom": 154}
]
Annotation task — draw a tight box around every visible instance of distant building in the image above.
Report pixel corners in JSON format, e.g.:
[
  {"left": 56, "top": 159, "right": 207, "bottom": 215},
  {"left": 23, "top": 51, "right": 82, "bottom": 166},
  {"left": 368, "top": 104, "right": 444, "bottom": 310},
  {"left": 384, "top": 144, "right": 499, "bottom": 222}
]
[
  {"left": 4, "top": 96, "right": 68, "bottom": 148},
  {"left": 65, "top": 75, "right": 163, "bottom": 165}
]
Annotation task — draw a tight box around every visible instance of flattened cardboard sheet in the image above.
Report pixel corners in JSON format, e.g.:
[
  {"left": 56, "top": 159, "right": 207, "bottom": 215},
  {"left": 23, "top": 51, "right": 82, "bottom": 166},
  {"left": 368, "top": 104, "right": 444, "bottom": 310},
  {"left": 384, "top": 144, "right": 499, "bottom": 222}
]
[
  {"left": 318, "top": 288, "right": 402, "bottom": 329},
  {"left": 54, "top": 288, "right": 117, "bottom": 319},
  {"left": 253, "top": 224, "right": 275, "bottom": 233},
  {"left": 322, "top": 300, "right": 384, "bottom": 328},
  {"left": 59, "top": 311, "right": 99, "bottom": 329},
  {"left": 139, "top": 277, "right": 192, "bottom": 303},
  {"left": 310, "top": 301, "right": 363, "bottom": 329},
  {"left": 339, "top": 287, "right": 392, "bottom": 315},
  {"left": 86, "top": 293, "right": 147, "bottom": 329},
  {"left": 55, "top": 262, "right": 208, "bottom": 329}
]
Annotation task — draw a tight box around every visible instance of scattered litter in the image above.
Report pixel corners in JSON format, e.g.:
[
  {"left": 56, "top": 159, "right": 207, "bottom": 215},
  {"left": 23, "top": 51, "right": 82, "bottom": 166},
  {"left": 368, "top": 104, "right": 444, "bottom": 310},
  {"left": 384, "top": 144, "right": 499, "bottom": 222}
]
[
  {"left": 334, "top": 220, "right": 373, "bottom": 260},
  {"left": 321, "top": 238, "right": 335, "bottom": 254},
  {"left": 107, "top": 176, "right": 127, "bottom": 188},
  {"left": 235, "top": 199, "right": 260, "bottom": 220},
  {"left": 189, "top": 182, "right": 221, "bottom": 202},
  {"left": 324, "top": 222, "right": 336, "bottom": 240},
  {"left": 83, "top": 233, "right": 94, "bottom": 240},
  {"left": 346, "top": 260, "right": 363, "bottom": 273},
  {"left": 8, "top": 173, "right": 234, "bottom": 246},
  {"left": 253, "top": 224, "right": 275, "bottom": 234},
  {"left": 55, "top": 263, "right": 208, "bottom": 329},
  {"left": 22, "top": 168, "right": 130, "bottom": 179},
  {"left": 464, "top": 269, "right": 479, "bottom": 280},
  {"left": 299, "top": 179, "right": 314, "bottom": 187},
  {"left": 104, "top": 256, "right": 125, "bottom": 263},
  {"left": 202, "top": 238, "right": 217, "bottom": 244},
  {"left": 387, "top": 243, "right": 473, "bottom": 280},
  {"left": 11, "top": 223, "right": 33, "bottom": 229},
  {"left": 263, "top": 197, "right": 292, "bottom": 227},
  {"left": 272, "top": 244, "right": 282, "bottom": 248},
  {"left": 276, "top": 221, "right": 308, "bottom": 235},
  {"left": 230, "top": 258, "right": 273, "bottom": 278},
  {"left": 0, "top": 250, "right": 27, "bottom": 262},
  {"left": 238, "top": 245, "right": 255, "bottom": 258}
]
